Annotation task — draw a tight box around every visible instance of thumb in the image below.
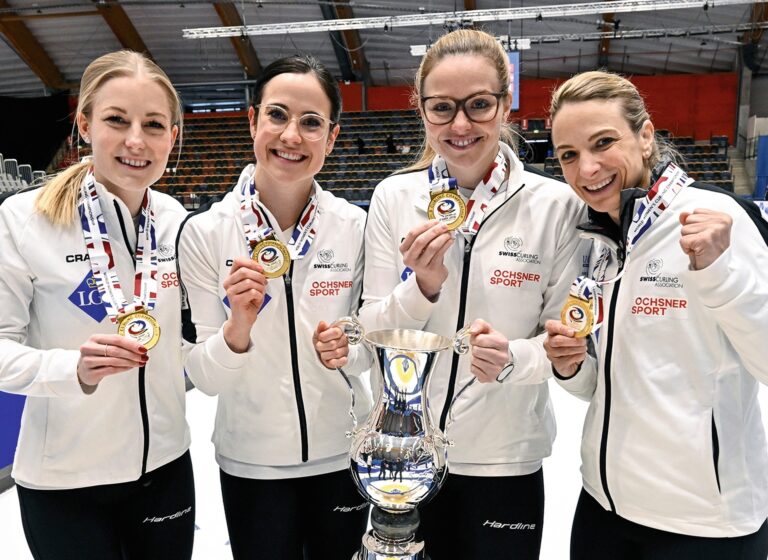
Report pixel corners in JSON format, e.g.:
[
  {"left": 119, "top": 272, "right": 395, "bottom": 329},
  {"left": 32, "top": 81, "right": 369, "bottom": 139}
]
[
  {"left": 469, "top": 318, "right": 491, "bottom": 335},
  {"left": 679, "top": 211, "right": 691, "bottom": 226},
  {"left": 314, "top": 320, "right": 329, "bottom": 338}
]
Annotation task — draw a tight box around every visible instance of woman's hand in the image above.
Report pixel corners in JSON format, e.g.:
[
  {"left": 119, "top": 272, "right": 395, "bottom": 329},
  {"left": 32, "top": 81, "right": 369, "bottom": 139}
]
[
  {"left": 77, "top": 334, "right": 149, "bottom": 388},
  {"left": 468, "top": 319, "right": 510, "bottom": 383},
  {"left": 399, "top": 221, "right": 455, "bottom": 301},
  {"left": 544, "top": 320, "right": 586, "bottom": 378},
  {"left": 679, "top": 209, "right": 732, "bottom": 270},
  {"left": 222, "top": 257, "right": 267, "bottom": 353},
  {"left": 313, "top": 321, "right": 349, "bottom": 369}
]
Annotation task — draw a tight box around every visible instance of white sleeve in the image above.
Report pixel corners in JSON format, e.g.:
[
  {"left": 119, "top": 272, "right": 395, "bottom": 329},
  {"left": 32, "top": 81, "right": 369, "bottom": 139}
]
[
  {"left": 358, "top": 185, "right": 435, "bottom": 332},
  {"left": 505, "top": 201, "right": 590, "bottom": 385},
  {"left": 552, "top": 353, "right": 598, "bottom": 401},
  {"left": 685, "top": 207, "right": 768, "bottom": 385},
  {"left": 336, "top": 220, "right": 373, "bottom": 376},
  {"left": 0, "top": 206, "right": 83, "bottom": 397},
  {"left": 178, "top": 217, "right": 254, "bottom": 396}
]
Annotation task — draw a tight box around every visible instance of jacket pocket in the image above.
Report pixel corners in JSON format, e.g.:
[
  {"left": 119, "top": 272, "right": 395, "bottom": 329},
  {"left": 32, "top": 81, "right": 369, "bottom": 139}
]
[{"left": 711, "top": 410, "right": 721, "bottom": 494}]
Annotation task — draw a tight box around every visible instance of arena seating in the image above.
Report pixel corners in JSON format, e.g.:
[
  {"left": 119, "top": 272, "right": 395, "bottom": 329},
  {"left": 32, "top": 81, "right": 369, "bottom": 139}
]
[{"left": 0, "top": 153, "right": 46, "bottom": 194}]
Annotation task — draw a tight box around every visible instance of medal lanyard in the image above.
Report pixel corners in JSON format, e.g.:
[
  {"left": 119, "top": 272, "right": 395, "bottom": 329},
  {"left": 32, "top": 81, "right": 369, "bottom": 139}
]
[
  {"left": 78, "top": 172, "right": 157, "bottom": 322},
  {"left": 428, "top": 147, "right": 508, "bottom": 237},
  {"left": 239, "top": 177, "right": 319, "bottom": 260},
  {"left": 569, "top": 163, "right": 693, "bottom": 331}
]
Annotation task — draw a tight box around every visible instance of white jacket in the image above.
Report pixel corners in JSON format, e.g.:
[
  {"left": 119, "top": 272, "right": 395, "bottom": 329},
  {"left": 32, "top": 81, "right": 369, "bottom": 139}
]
[
  {"left": 557, "top": 183, "right": 768, "bottom": 537},
  {"left": 0, "top": 184, "right": 190, "bottom": 489},
  {"left": 358, "top": 144, "right": 588, "bottom": 476},
  {"left": 177, "top": 166, "right": 371, "bottom": 476}
]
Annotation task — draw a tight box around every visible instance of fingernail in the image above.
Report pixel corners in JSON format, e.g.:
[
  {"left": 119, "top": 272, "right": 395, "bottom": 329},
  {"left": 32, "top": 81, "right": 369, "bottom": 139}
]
[
  {"left": 138, "top": 346, "right": 148, "bottom": 354},
  {"left": 141, "top": 355, "right": 149, "bottom": 362}
]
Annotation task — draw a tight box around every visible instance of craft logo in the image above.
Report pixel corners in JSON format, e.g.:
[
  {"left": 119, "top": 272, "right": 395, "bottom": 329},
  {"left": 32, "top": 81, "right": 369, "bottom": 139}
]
[
  {"left": 640, "top": 258, "right": 683, "bottom": 289},
  {"left": 68, "top": 271, "right": 108, "bottom": 322},
  {"left": 499, "top": 236, "right": 540, "bottom": 264}
]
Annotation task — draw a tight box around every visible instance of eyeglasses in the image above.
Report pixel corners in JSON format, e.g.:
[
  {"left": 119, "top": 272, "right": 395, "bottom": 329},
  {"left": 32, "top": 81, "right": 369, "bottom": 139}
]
[
  {"left": 255, "top": 104, "right": 335, "bottom": 141},
  {"left": 420, "top": 92, "right": 507, "bottom": 125}
]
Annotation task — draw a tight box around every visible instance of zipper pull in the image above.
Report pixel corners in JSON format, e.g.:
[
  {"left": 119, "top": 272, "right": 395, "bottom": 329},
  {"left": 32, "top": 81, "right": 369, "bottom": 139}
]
[{"left": 617, "top": 244, "right": 626, "bottom": 270}]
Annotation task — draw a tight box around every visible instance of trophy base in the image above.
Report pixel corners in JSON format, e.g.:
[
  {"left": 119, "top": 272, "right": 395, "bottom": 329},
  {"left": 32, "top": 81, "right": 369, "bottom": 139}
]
[
  {"left": 353, "top": 531, "right": 427, "bottom": 560},
  {"left": 353, "top": 507, "right": 428, "bottom": 560}
]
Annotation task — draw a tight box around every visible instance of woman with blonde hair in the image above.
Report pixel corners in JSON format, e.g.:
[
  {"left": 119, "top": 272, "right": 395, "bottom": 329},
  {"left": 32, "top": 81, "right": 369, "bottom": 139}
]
[
  {"left": 318, "top": 28, "right": 588, "bottom": 559},
  {"left": 546, "top": 70, "right": 768, "bottom": 558},
  {"left": 0, "top": 50, "right": 194, "bottom": 559}
]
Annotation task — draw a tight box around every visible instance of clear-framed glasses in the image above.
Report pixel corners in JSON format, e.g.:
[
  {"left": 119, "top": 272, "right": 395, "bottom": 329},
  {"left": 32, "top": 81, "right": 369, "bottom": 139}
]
[
  {"left": 255, "top": 104, "right": 335, "bottom": 141},
  {"left": 420, "top": 92, "right": 507, "bottom": 125}
]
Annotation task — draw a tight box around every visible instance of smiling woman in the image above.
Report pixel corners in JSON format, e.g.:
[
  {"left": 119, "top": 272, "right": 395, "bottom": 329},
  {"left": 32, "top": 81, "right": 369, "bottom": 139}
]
[
  {"left": 175, "top": 54, "right": 372, "bottom": 560},
  {"left": 355, "top": 28, "right": 589, "bottom": 560},
  {"left": 0, "top": 50, "right": 194, "bottom": 560}
]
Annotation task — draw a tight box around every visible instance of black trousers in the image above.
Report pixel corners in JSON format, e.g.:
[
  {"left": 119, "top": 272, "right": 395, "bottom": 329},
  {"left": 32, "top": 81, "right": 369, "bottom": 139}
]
[
  {"left": 571, "top": 488, "right": 768, "bottom": 560},
  {"left": 418, "top": 468, "right": 545, "bottom": 560},
  {"left": 17, "top": 451, "right": 195, "bottom": 560},
  {"left": 219, "top": 468, "right": 369, "bottom": 560}
]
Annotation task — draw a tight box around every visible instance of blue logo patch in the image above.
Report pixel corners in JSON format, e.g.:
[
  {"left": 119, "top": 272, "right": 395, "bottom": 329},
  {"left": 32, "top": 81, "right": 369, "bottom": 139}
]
[
  {"left": 400, "top": 267, "right": 413, "bottom": 282},
  {"left": 68, "top": 271, "right": 108, "bottom": 323}
]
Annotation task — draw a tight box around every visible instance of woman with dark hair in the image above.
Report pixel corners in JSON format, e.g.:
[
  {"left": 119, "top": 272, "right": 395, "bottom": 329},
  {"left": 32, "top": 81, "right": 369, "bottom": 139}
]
[
  {"left": 176, "top": 55, "right": 371, "bottom": 559},
  {"left": 545, "top": 70, "right": 768, "bottom": 559}
]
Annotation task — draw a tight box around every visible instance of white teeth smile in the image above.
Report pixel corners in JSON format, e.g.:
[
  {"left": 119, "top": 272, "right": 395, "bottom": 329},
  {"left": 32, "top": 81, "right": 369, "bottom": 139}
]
[
  {"left": 449, "top": 138, "right": 478, "bottom": 147},
  {"left": 584, "top": 176, "right": 613, "bottom": 191},
  {"left": 119, "top": 157, "right": 149, "bottom": 168},
  {"left": 275, "top": 150, "right": 304, "bottom": 161}
]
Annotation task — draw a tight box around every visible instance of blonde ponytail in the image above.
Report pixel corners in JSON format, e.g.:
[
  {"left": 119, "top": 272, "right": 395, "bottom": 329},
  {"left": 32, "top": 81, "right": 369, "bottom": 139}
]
[{"left": 35, "top": 162, "right": 90, "bottom": 226}]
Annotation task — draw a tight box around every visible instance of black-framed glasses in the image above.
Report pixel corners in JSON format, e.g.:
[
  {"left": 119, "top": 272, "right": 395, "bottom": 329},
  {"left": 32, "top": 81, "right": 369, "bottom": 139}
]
[
  {"left": 420, "top": 92, "right": 507, "bottom": 125},
  {"left": 255, "top": 104, "right": 335, "bottom": 141}
]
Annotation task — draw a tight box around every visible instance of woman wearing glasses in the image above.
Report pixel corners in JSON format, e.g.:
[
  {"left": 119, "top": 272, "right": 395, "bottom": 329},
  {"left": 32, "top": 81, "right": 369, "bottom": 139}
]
[
  {"left": 176, "top": 55, "right": 371, "bottom": 560},
  {"left": 338, "top": 29, "right": 587, "bottom": 559}
]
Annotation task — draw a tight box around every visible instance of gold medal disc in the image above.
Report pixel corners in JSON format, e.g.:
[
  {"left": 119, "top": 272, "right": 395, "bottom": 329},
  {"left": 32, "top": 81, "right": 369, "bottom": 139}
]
[
  {"left": 560, "top": 296, "right": 594, "bottom": 338},
  {"left": 427, "top": 191, "right": 467, "bottom": 231},
  {"left": 252, "top": 239, "right": 291, "bottom": 279},
  {"left": 118, "top": 310, "right": 161, "bottom": 350}
]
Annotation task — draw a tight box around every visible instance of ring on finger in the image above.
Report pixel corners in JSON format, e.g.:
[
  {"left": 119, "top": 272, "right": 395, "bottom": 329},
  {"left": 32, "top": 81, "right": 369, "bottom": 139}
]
[{"left": 104, "top": 344, "right": 109, "bottom": 358}]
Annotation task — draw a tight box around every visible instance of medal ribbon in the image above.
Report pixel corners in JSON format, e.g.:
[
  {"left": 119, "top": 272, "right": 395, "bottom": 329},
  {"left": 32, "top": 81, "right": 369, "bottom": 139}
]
[
  {"left": 428, "top": 147, "right": 508, "bottom": 236},
  {"left": 78, "top": 171, "right": 157, "bottom": 322},
  {"left": 570, "top": 162, "right": 693, "bottom": 335},
  {"left": 239, "top": 175, "right": 319, "bottom": 259}
]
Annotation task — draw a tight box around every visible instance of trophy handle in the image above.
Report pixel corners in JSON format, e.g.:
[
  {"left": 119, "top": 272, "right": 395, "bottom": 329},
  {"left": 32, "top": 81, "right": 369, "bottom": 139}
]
[
  {"left": 445, "top": 324, "right": 476, "bottom": 438},
  {"left": 452, "top": 324, "right": 471, "bottom": 355},
  {"left": 331, "top": 316, "right": 367, "bottom": 436}
]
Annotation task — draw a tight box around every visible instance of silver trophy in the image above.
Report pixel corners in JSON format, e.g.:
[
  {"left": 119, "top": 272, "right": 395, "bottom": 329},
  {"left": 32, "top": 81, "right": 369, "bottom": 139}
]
[{"left": 334, "top": 317, "right": 474, "bottom": 560}]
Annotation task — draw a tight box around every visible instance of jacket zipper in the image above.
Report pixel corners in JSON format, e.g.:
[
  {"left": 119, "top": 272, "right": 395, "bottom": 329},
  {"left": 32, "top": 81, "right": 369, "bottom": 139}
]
[
  {"left": 438, "top": 238, "right": 473, "bottom": 431},
  {"left": 599, "top": 242, "right": 624, "bottom": 512},
  {"left": 284, "top": 261, "right": 309, "bottom": 462},
  {"left": 115, "top": 202, "right": 150, "bottom": 475},
  {"left": 711, "top": 412, "right": 721, "bottom": 493},
  {"left": 436, "top": 188, "right": 523, "bottom": 431}
]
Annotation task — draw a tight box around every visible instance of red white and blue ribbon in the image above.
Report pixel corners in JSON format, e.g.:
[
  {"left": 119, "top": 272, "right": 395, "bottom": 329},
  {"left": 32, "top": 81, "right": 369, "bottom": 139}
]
[
  {"left": 78, "top": 171, "right": 157, "bottom": 322},
  {"left": 571, "top": 162, "right": 692, "bottom": 336},
  {"left": 428, "top": 147, "right": 508, "bottom": 237},
  {"left": 239, "top": 175, "right": 319, "bottom": 260}
]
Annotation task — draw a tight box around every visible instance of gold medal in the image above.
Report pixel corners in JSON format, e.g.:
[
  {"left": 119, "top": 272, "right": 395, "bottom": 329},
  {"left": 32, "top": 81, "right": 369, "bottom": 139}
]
[
  {"left": 118, "top": 310, "right": 161, "bottom": 350},
  {"left": 560, "top": 295, "right": 593, "bottom": 338},
  {"left": 252, "top": 239, "right": 291, "bottom": 279},
  {"left": 427, "top": 191, "right": 467, "bottom": 231}
]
